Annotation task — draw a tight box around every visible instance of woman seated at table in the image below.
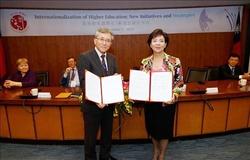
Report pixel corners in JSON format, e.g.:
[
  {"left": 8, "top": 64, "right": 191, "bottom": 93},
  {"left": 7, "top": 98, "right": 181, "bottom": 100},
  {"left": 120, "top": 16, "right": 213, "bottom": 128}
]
[{"left": 3, "top": 58, "right": 37, "bottom": 88}]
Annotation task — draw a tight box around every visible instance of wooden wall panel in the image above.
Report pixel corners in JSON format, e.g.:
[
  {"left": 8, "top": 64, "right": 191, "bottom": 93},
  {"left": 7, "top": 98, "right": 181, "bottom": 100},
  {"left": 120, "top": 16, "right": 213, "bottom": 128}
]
[
  {"left": 3, "top": 32, "right": 234, "bottom": 86},
  {"left": 0, "top": 105, "right": 10, "bottom": 138},
  {"left": 6, "top": 106, "right": 36, "bottom": 139},
  {"left": 33, "top": 106, "right": 63, "bottom": 140},
  {"left": 112, "top": 115, "right": 120, "bottom": 140},
  {"left": 248, "top": 108, "right": 250, "bottom": 128},
  {"left": 120, "top": 107, "right": 148, "bottom": 139},
  {"left": 226, "top": 97, "right": 250, "bottom": 131},
  {"left": 61, "top": 107, "right": 84, "bottom": 140},
  {"left": 202, "top": 99, "right": 228, "bottom": 134},
  {"left": 175, "top": 101, "right": 204, "bottom": 137}
]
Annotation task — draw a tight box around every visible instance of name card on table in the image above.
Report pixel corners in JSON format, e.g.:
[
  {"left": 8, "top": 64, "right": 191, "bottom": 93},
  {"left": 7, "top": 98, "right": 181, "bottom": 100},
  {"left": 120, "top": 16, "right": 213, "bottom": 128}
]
[
  {"left": 38, "top": 92, "right": 52, "bottom": 98},
  {"left": 206, "top": 87, "right": 219, "bottom": 94}
]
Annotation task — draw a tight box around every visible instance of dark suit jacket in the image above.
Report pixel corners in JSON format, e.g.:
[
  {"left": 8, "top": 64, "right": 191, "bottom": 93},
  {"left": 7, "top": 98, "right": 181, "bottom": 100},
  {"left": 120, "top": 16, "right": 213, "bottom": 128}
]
[
  {"left": 77, "top": 49, "right": 118, "bottom": 106},
  {"left": 7, "top": 70, "right": 37, "bottom": 87},
  {"left": 219, "top": 64, "right": 243, "bottom": 80},
  {"left": 60, "top": 68, "right": 81, "bottom": 87}
]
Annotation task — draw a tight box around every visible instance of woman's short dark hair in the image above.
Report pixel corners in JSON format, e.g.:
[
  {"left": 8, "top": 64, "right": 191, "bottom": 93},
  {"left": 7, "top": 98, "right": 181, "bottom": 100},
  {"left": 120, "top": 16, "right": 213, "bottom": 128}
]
[{"left": 147, "top": 29, "right": 169, "bottom": 51}]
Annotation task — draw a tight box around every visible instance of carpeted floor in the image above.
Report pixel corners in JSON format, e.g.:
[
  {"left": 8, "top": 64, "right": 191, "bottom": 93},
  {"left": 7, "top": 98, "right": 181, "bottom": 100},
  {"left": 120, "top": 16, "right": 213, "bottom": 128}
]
[{"left": 0, "top": 131, "right": 250, "bottom": 160}]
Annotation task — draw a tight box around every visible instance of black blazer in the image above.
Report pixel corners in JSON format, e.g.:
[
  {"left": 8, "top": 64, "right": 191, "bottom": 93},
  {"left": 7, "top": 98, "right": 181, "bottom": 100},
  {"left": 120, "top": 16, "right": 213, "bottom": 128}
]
[
  {"left": 77, "top": 49, "right": 119, "bottom": 91},
  {"left": 219, "top": 64, "right": 243, "bottom": 80}
]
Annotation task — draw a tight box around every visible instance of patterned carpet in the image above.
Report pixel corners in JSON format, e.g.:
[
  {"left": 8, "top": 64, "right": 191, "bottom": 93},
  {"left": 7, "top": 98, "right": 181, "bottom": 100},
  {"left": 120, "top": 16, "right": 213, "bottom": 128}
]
[{"left": 0, "top": 131, "right": 250, "bottom": 160}]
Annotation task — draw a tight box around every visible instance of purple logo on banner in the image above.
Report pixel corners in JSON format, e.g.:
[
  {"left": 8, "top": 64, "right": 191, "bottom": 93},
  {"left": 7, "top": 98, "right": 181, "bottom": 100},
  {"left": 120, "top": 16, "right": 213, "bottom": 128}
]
[{"left": 199, "top": 9, "right": 213, "bottom": 31}]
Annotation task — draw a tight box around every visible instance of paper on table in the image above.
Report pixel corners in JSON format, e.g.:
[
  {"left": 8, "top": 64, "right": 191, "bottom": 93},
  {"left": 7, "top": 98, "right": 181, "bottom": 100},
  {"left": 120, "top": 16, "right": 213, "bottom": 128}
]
[
  {"left": 38, "top": 92, "right": 51, "bottom": 98},
  {"left": 55, "top": 92, "right": 72, "bottom": 98},
  {"left": 85, "top": 70, "right": 124, "bottom": 104},
  {"left": 128, "top": 70, "right": 173, "bottom": 102}
]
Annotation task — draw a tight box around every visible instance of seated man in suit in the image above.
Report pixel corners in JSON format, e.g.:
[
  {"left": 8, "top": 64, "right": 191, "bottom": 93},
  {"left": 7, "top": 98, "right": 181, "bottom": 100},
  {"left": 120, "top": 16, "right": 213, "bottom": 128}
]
[
  {"left": 219, "top": 53, "right": 250, "bottom": 80},
  {"left": 60, "top": 57, "right": 80, "bottom": 87}
]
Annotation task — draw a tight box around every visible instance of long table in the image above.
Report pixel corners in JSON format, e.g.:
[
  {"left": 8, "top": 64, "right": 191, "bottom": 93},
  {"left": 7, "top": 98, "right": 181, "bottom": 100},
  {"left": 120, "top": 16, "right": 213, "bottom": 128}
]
[{"left": 0, "top": 80, "right": 249, "bottom": 141}]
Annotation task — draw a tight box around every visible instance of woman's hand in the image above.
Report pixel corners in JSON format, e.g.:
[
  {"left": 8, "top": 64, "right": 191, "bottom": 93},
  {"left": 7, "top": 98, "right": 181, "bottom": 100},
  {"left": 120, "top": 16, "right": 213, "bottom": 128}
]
[
  {"left": 242, "top": 73, "right": 250, "bottom": 80},
  {"left": 3, "top": 80, "right": 11, "bottom": 88},
  {"left": 163, "top": 93, "right": 178, "bottom": 105},
  {"left": 3, "top": 80, "right": 22, "bottom": 88}
]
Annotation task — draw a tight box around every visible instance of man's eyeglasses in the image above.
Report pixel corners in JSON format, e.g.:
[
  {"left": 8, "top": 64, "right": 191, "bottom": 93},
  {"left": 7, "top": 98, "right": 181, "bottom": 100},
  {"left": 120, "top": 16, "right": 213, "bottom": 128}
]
[{"left": 95, "top": 37, "right": 112, "bottom": 43}]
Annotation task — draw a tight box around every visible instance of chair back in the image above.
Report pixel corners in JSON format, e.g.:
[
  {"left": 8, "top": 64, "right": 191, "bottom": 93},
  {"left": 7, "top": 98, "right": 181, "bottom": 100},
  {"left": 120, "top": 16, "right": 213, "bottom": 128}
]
[
  {"left": 36, "top": 71, "right": 49, "bottom": 86},
  {"left": 185, "top": 67, "right": 208, "bottom": 83},
  {"left": 206, "top": 67, "right": 220, "bottom": 81}
]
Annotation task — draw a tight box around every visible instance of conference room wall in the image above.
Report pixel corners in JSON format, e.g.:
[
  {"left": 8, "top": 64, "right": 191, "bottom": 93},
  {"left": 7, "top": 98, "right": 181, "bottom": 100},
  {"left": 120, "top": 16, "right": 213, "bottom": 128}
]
[{"left": 1, "top": 32, "right": 237, "bottom": 86}]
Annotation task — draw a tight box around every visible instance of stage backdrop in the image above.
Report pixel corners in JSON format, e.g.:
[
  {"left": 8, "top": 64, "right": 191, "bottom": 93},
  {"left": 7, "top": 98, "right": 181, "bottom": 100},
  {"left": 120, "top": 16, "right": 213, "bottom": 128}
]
[{"left": 0, "top": 6, "right": 247, "bottom": 86}]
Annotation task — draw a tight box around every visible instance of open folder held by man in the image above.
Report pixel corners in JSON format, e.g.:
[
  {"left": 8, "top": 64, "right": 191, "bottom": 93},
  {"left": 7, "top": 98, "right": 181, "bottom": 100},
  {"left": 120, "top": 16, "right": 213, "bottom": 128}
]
[{"left": 85, "top": 70, "right": 124, "bottom": 106}]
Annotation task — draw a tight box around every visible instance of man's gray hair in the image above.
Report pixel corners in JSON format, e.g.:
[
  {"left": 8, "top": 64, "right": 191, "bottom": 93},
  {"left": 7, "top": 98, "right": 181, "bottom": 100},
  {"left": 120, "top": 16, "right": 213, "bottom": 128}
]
[{"left": 95, "top": 28, "right": 114, "bottom": 40}]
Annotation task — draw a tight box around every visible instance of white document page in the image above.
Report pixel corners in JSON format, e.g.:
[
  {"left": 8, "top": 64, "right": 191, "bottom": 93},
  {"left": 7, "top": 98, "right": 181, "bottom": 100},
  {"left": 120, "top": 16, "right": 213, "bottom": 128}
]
[
  {"left": 101, "top": 74, "right": 124, "bottom": 104},
  {"left": 85, "top": 70, "right": 101, "bottom": 104},
  {"left": 128, "top": 70, "right": 150, "bottom": 101},
  {"left": 150, "top": 72, "right": 173, "bottom": 102}
]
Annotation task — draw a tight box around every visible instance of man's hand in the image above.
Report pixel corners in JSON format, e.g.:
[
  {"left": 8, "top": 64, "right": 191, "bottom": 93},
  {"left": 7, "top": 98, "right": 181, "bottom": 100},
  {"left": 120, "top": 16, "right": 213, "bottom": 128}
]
[
  {"left": 242, "top": 73, "right": 250, "bottom": 80},
  {"left": 65, "top": 67, "right": 72, "bottom": 74},
  {"left": 96, "top": 103, "right": 106, "bottom": 109}
]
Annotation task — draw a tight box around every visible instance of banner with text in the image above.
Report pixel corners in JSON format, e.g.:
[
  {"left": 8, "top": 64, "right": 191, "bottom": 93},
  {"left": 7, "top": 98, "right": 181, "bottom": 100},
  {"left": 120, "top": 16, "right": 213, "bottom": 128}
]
[{"left": 0, "top": 6, "right": 242, "bottom": 36}]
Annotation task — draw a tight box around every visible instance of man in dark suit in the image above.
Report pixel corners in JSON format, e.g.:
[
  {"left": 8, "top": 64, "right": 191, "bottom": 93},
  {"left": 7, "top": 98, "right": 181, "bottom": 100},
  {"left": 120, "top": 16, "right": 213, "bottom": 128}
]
[
  {"left": 60, "top": 57, "right": 81, "bottom": 87},
  {"left": 219, "top": 53, "right": 250, "bottom": 80},
  {"left": 78, "top": 28, "right": 118, "bottom": 160}
]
